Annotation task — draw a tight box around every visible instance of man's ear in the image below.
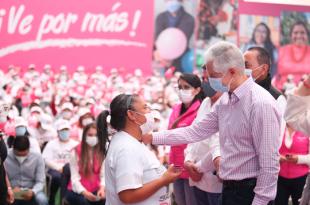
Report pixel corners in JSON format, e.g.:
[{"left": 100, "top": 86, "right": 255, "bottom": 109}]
[
  {"left": 228, "top": 68, "right": 236, "bottom": 75},
  {"left": 262, "top": 64, "right": 269, "bottom": 75}
]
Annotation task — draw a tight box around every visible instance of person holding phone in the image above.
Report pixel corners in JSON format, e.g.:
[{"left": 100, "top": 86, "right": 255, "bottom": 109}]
[
  {"left": 275, "top": 123, "right": 310, "bottom": 205},
  {"left": 97, "top": 94, "right": 181, "bottom": 205},
  {"left": 65, "top": 122, "right": 105, "bottom": 205}
]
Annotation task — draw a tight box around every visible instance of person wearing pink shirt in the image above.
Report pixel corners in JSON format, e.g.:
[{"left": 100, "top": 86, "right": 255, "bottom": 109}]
[
  {"left": 275, "top": 124, "right": 310, "bottom": 205},
  {"left": 168, "top": 73, "right": 204, "bottom": 205},
  {"left": 65, "top": 123, "right": 105, "bottom": 205}
]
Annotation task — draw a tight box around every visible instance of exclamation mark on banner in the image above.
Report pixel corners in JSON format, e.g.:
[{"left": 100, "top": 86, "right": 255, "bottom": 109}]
[{"left": 130, "top": 10, "right": 141, "bottom": 37}]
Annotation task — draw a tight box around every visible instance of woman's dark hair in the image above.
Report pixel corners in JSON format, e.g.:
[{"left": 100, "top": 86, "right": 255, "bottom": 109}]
[
  {"left": 178, "top": 73, "right": 204, "bottom": 99},
  {"left": 13, "top": 136, "right": 30, "bottom": 151},
  {"left": 290, "top": 21, "right": 310, "bottom": 42},
  {"left": 80, "top": 122, "right": 104, "bottom": 177},
  {"left": 251, "top": 22, "right": 275, "bottom": 63},
  {"left": 96, "top": 94, "right": 139, "bottom": 155}
]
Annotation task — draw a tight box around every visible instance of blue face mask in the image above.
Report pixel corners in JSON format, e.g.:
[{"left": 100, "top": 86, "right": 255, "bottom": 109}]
[
  {"left": 202, "top": 81, "right": 217, "bottom": 97},
  {"left": 208, "top": 77, "right": 229, "bottom": 93},
  {"left": 15, "top": 126, "right": 27, "bottom": 136},
  {"left": 58, "top": 130, "right": 70, "bottom": 141},
  {"left": 244, "top": 69, "right": 253, "bottom": 78},
  {"left": 166, "top": 0, "right": 181, "bottom": 13}
]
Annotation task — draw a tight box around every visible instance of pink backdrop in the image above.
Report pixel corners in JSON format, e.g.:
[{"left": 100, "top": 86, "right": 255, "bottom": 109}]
[
  {"left": 0, "top": 1, "right": 154, "bottom": 74},
  {"left": 239, "top": 0, "right": 310, "bottom": 17}
]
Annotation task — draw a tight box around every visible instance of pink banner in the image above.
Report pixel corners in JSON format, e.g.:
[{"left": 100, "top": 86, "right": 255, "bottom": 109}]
[
  {"left": 239, "top": 0, "right": 310, "bottom": 16},
  {"left": 0, "top": 1, "right": 154, "bottom": 74}
]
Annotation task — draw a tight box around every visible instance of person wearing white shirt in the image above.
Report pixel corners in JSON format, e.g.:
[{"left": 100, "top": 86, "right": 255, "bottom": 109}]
[
  {"left": 284, "top": 75, "right": 310, "bottom": 136},
  {"left": 65, "top": 122, "right": 105, "bottom": 205},
  {"left": 42, "top": 119, "right": 78, "bottom": 205},
  {"left": 284, "top": 75, "right": 310, "bottom": 205},
  {"left": 184, "top": 72, "right": 222, "bottom": 205},
  {"left": 98, "top": 94, "right": 181, "bottom": 205}
]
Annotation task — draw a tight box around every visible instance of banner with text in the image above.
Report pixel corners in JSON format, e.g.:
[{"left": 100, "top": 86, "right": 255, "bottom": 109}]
[{"left": 0, "top": 1, "right": 154, "bottom": 73}]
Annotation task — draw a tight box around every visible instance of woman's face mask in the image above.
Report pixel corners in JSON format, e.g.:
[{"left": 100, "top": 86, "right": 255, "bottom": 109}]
[
  {"left": 130, "top": 111, "right": 155, "bottom": 135},
  {"left": 86, "top": 136, "right": 98, "bottom": 147}
]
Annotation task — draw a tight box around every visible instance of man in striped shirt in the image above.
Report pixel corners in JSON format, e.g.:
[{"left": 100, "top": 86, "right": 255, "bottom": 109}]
[{"left": 144, "top": 42, "right": 281, "bottom": 205}]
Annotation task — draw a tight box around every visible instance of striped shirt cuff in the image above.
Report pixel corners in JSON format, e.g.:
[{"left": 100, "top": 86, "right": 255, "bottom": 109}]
[
  {"left": 153, "top": 132, "right": 166, "bottom": 145},
  {"left": 252, "top": 195, "right": 270, "bottom": 205}
]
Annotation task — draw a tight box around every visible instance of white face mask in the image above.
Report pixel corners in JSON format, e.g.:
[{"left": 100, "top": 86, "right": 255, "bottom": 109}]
[
  {"left": 86, "top": 136, "right": 98, "bottom": 147},
  {"left": 15, "top": 155, "right": 27, "bottom": 164},
  {"left": 132, "top": 111, "right": 155, "bottom": 135},
  {"left": 178, "top": 89, "right": 195, "bottom": 104}
]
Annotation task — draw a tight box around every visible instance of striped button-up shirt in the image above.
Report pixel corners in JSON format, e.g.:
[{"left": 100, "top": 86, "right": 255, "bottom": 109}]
[{"left": 153, "top": 78, "right": 281, "bottom": 205}]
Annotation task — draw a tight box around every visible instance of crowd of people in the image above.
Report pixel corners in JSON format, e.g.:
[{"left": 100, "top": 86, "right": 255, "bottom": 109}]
[{"left": 0, "top": 41, "right": 309, "bottom": 205}]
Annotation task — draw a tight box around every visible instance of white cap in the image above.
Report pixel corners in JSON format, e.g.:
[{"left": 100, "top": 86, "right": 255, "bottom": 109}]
[
  {"left": 28, "top": 64, "right": 36, "bottom": 69},
  {"left": 134, "top": 69, "right": 142, "bottom": 77},
  {"left": 60, "top": 65, "right": 67, "bottom": 71},
  {"left": 44, "top": 64, "right": 51, "bottom": 69},
  {"left": 39, "top": 114, "right": 53, "bottom": 130},
  {"left": 77, "top": 66, "right": 85, "bottom": 72},
  {"left": 78, "top": 107, "right": 91, "bottom": 118},
  {"left": 55, "top": 119, "right": 71, "bottom": 131},
  {"left": 86, "top": 98, "right": 95, "bottom": 105},
  {"left": 96, "top": 66, "right": 103, "bottom": 71},
  {"left": 110, "top": 68, "right": 118, "bottom": 74},
  {"left": 15, "top": 117, "right": 27, "bottom": 127},
  {"left": 30, "top": 106, "right": 42, "bottom": 114},
  {"left": 61, "top": 102, "right": 74, "bottom": 111}
]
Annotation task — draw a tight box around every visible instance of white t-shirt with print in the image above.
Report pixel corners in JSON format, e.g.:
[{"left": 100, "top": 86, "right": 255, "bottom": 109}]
[
  {"left": 42, "top": 138, "right": 78, "bottom": 171},
  {"left": 105, "top": 131, "right": 170, "bottom": 205}
]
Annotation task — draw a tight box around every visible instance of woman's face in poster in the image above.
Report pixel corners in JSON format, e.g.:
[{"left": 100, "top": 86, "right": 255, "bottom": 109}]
[
  {"left": 291, "top": 24, "right": 309, "bottom": 46},
  {"left": 254, "top": 24, "right": 268, "bottom": 45}
]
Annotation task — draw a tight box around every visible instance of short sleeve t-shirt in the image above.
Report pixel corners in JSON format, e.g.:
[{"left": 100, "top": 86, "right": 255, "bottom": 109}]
[{"left": 105, "top": 131, "right": 170, "bottom": 205}]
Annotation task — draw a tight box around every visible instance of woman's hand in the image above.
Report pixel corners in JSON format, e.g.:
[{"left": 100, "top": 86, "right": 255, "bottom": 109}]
[
  {"left": 286, "top": 154, "right": 298, "bottom": 164},
  {"left": 161, "top": 164, "right": 182, "bottom": 185},
  {"left": 97, "top": 186, "right": 105, "bottom": 200},
  {"left": 184, "top": 161, "right": 203, "bottom": 182},
  {"left": 82, "top": 190, "right": 97, "bottom": 202}
]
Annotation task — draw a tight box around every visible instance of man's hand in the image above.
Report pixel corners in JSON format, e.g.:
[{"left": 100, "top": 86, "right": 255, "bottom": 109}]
[
  {"left": 142, "top": 134, "right": 153, "bottom": 145},
  {"left": 213, "top": 157, "right": 221, "bottom": 173},
  {"left": 6, "top": 187, "right": 14, "bottom": 204},
  {"left": 22, "top": 190, "right": 34, "bottom": 201}
]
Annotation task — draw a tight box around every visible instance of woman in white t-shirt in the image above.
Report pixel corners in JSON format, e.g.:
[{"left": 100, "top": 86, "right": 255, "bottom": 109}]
[{"left": 96, "top": 94, "right": 181, "bottom": 205}]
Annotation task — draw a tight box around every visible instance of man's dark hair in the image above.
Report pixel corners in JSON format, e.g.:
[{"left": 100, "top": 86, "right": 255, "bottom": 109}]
[
  {"left": 13, "top": 136, "right": 30, "bottom": 151},
  {"left": 248, "top": 47, "right": 271, "bottom": 70}
]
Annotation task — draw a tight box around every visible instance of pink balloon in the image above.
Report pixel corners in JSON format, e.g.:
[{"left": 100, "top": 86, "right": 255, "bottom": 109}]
[{"left": 156, "top": 28, "right": 187, "bottom": 60}]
